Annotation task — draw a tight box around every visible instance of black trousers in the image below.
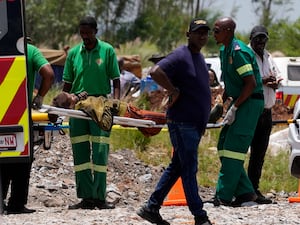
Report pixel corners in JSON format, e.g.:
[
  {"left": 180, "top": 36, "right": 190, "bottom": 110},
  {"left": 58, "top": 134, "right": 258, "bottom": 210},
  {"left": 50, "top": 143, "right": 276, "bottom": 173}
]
[
  {"left": 248, "top": 108, "right": 272, "bottom": 191},
  {"left": 1, "top": 162, "right": 32, "bottom": 208}
]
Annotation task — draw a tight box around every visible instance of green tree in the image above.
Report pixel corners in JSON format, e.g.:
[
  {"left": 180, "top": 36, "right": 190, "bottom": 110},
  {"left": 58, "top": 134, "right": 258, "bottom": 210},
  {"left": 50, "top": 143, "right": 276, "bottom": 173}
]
[
  {"left": 126, "top": 0, "right": 222, "bottom": 53},
  {"left": 89, "top": 0, "right": 135, "bottom": 42},
  {"left": 25, "top": 0, "right": 88, "bottom": 48},
  {"left": 251, "top": 0, "right": 292, "bottom": 27},
  {"left": 268, "top": 19, "right": 300, "bottom": 56}
]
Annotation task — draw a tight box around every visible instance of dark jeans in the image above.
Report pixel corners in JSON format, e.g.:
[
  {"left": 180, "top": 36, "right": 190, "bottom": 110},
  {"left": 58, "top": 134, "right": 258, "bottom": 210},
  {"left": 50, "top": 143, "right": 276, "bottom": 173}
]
[
  {"left": 249, "top": 108, "right": 272, "bottom": 191},
  {"left": 148, "top": 122, "right": 207, "bottom": 217},
  {"left": 1, "top": 162, "right": 32, "bottom": 208}
]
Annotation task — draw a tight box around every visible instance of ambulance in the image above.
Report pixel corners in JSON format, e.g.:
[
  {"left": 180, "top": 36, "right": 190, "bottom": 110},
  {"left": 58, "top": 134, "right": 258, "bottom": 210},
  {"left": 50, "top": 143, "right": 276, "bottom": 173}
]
[
  {"left": 0, "top": 0, "right": 33, "bottom": 164},
  {"left": 274, "top": 57, "right": 300, "bottom": 109}
]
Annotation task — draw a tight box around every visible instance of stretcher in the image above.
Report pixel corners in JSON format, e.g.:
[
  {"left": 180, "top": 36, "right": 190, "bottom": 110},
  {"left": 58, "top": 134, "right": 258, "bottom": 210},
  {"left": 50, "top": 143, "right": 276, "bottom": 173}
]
[
  {"left": 39, "top": 105, "right": 224, "bottom": 129},
  {"left": 33, "top": 105, "right": 224, "bottom": 151}
]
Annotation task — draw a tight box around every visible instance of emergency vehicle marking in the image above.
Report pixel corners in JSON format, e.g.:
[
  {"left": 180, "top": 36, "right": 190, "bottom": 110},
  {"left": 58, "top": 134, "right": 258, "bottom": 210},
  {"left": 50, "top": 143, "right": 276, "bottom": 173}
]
[
  {"left": 284, "top": 94, "right": 300, "bottom": 108},
  {"left": 0, "top": 55, "right": 29, "bottom": 157},
  {"left": 0, "top": 57, "right": 14, "bottom": 83},
  {"left": 0, "top": 56, "right": 27, "bottom": 123}
]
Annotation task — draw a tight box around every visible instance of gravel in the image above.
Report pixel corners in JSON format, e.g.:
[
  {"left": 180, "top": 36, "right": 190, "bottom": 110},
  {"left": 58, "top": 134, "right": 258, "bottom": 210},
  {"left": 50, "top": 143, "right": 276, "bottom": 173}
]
[{"left": 1, "top": 134, "right": 300, "bottom": 225}]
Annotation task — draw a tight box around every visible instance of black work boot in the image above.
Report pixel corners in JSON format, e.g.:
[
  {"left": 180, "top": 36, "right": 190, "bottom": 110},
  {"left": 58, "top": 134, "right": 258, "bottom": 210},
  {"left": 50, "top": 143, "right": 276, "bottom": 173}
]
[
  {"left": 194, "top": 215, "right": 212, "bottom": 225},
  {"left": 93, "top": 199, "right": 115, "bottom": 209},
  {"left": 137, "top": 204, "right": 170, "bottom": 225},
  {"left": 231, "top": 192, "right": 257, "bottom": 207},
  {"left": 255, "top": 190, "right": 272, "bottom": 204},
  {"left": 68, "top": 199, "right": 95, "bottom": 210}
]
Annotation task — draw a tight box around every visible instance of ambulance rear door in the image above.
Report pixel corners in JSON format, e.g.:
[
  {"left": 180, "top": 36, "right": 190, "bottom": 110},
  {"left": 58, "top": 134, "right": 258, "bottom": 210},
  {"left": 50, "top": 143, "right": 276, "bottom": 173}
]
[{"left": 0, "top": 0, "right": 33, "bottom": 163}]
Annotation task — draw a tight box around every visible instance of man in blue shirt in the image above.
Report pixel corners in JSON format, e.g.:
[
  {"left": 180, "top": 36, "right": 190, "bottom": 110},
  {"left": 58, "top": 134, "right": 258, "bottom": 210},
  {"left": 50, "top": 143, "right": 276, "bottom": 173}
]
[{"left": 137, "top": 18, "right": 212, "bottom": 225}]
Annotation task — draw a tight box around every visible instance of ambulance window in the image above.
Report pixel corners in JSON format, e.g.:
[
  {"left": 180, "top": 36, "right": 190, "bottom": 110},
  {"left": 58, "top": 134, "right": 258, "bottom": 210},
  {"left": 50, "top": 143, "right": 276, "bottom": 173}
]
[
  {"left": 0, "top": 0, "right": 24, "bottom": 56},
  {"left": 0, "top": 1, "right": 8, "bottom": 40},
  {"left": 287, "top": 65, "right": 300, "bottom": 81}
]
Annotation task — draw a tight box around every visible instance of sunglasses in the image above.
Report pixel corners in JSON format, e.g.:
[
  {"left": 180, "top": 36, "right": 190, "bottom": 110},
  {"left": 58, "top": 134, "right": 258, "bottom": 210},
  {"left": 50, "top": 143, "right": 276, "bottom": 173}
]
[
  {"left": 191, "top": 30, "right": 209, "bottom": 36},
  {"left": 212, "top": 27, "right": 231, "bottom": 34},
  {"left": 253, "top": 36, "right": 268, "bottom": 43}
]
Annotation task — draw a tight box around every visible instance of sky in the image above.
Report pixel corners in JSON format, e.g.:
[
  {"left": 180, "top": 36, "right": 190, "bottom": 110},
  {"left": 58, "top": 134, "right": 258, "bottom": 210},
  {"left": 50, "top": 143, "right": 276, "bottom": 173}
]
[{"left": 213, "top": 0, "right": 300, "bottom": 33}]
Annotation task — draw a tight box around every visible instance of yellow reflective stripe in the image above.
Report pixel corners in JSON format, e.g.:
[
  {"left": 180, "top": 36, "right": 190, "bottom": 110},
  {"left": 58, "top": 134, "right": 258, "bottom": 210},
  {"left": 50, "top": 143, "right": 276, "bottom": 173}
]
[
  {"left": 236, "top": 64, "right": 252, "bottom": 75},
  {"left": 0, "top": 57, "right": 26, "bottom": 121},
  {"left": 70, "top": 134, "right": 90, "bottom": 144},
  {"left": 20, "top": 109, "right": 29, "bottom": 148},
  {"left": 218, "top": 150, "right": 246, "bottom": 161},
  {"left": 70, "top": 135, "right": 110, "bottom": 145},
  {"left": 74, "top": 162, "right": 91, "bottom": 172},
  {"left": 93, "top": 164, "right": 107, "bottom": 173},
  {"left": 90, "top": 136, "right": 110, "bottom": 144}
]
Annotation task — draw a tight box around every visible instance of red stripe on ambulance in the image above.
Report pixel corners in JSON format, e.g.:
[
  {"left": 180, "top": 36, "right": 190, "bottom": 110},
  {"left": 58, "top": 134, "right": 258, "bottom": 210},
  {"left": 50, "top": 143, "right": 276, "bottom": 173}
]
[
  {"left": 1, "top": 78, "right": 27, "bottom": 125},
  {"left": 0, "top": 58, "right": 15, "bottom": 84}
]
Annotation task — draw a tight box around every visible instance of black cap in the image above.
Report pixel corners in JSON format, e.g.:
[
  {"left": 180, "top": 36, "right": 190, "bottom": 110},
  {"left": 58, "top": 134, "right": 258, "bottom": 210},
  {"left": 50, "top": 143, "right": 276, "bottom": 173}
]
[
  {"left": 148, "top": 54, "right": 165, "bottom": 63},
  {"left": 189, "top": 18, "right": 210, "bottom": 32},
  {"left": 79, "top": 16, "right": 98, "bottom": 30},
  {"left": 250, "top": 25, "right": 269, "bottom": 39}
]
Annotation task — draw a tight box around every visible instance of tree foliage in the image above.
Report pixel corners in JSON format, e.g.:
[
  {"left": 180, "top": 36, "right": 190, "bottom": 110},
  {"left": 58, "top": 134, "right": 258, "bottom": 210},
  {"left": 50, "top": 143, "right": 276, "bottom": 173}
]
[
  {"left": 268, "top": 18, "right": 300, "bottom": 56},
  {"left": 251, "top": 0, "right": 292, "bottom": 27},
  {"left": 24, "top": 0, "right": 300, "bottom": 56},
  {"left": 25, "top": 0, "right": 88, "bottom": 48}
]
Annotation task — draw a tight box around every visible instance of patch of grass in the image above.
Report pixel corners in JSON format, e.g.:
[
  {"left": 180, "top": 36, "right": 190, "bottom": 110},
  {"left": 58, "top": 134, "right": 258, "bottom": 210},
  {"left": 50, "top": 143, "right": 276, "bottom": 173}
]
[
  {"left": 110, "top": 127, "right": 171, "bottom": 165},
  {"left": 111, "top": 126, "right": 298, "bottom": 193},
  {"left": 259, "top": 151, "right": 298, "bottom": 192}
]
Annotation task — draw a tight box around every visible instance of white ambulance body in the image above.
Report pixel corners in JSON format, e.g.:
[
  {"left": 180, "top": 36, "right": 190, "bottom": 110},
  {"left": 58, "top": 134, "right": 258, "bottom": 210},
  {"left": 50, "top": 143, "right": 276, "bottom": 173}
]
[{"left": 274, "top": 57, "right": 300, "bottom": 109}]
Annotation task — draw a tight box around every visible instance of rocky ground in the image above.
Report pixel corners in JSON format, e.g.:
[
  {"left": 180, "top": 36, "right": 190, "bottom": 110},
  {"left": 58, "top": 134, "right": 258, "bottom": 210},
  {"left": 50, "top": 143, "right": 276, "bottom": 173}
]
[
  {"left": 1, "top": 133, "right": 300, "bottom": 225},
  {"left": 1, "top": 90, "right": 298, "bottom": 225}
]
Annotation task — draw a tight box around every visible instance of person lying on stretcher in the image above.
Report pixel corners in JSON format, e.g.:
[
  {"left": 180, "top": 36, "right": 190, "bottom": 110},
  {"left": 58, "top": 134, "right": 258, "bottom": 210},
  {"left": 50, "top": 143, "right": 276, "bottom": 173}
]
[{"left": 52, "top": 91, "right": 167, "bottom": 136}]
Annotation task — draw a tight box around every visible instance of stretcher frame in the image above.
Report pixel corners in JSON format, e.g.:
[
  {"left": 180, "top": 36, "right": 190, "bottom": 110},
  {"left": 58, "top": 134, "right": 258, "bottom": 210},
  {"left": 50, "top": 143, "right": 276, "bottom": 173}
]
[{"left": 40, "top": 105, "right": 224, "bottom": 129}]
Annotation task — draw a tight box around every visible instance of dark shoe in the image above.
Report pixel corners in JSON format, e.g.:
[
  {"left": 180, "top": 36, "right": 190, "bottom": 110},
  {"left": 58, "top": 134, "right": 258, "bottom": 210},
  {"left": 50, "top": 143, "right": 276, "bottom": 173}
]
[
  {"left": 137, "top": 204, "right": 170, "bottom": 225},
  {"left": 255, "top": 190, "right": 272, "bottom": 204},
  {"left": 195, "top": 216, "right": 212, "bottom": 225},
  {"left": 68, "top": 199, "right": 95, "bottom": 210},
  {"left": 6, "top": 206, "right": 36, "bottom": 214},
  {"left": 231, "top": 192, "right": 257, "bottom": 207},
  {"left": 211, "top": 197, "right": 231, "bottom": 207},
  {"left": 93, "top": 199, "right": 115, "bottom": 209}
]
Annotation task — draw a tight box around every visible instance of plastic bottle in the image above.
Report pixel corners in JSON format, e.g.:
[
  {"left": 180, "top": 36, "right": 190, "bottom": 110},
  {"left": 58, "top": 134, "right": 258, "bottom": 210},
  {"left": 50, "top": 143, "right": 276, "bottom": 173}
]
[{"left": 140, "top": 75, "right": 158, "bottom": 93}]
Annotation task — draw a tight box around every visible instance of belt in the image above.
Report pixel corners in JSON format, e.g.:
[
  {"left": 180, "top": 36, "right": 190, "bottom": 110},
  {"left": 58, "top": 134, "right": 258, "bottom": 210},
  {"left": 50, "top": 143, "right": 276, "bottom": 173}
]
[
  {"left": 263, "top": 108, "right": 271, "bottom": 113},
  {"left": 250, "top": 93, "right": 264, "bottom": 100}
]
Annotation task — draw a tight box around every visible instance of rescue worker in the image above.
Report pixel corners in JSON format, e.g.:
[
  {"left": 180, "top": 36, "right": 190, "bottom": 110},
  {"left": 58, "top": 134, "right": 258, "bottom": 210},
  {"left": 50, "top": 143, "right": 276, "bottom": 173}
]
[
  {"left": 1, "top": 42, "right": 54, "bottom": 214},
  {"left": 212, "top": 17, "right": 264, "bottom": 206},
  {"left": 62, "top": 16, "right": 120, "bottom": 210}
]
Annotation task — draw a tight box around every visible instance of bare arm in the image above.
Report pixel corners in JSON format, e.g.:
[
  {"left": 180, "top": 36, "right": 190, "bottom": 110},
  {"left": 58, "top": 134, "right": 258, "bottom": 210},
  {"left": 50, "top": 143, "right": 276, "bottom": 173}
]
[
  {"left": 37, "top": 64, "right": 54, "bottom": 97},
  {"left": 62, "top": 82, "right": 72, "bottom": 93},
  {"left": 150, "top": 65, "right": 179, "bottom": 107},
  {"left": 112, "top": 78, "right": 120, "bottom": 99}
]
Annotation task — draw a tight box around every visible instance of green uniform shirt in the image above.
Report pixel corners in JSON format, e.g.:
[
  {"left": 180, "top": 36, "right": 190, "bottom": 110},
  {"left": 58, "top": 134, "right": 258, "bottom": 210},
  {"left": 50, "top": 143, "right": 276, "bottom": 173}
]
[
  {"left": 26, "top": 44, "right": 49, "bottom": 101},
  {"left": 63, "top": 39, "right": 120, "bottom": 95},
  {"left": 220, "top": 37, "right": 263, "bottom": 99}
]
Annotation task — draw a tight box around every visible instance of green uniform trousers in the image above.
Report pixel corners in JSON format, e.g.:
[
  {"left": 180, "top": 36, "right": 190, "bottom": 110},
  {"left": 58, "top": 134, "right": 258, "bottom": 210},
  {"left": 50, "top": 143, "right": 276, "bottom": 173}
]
[
  {"left": 216, "top": 98, "right": 264, "bottom": 202},
  {"left": 69, "top": 117, "right": 110, "bottom": 200}
]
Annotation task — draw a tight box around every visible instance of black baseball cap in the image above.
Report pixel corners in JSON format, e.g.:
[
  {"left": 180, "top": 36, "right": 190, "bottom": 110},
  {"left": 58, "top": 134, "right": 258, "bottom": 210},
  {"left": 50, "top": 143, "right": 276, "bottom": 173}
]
[
  {"left": 148, "top": 54, "right": 165, "bottom": 63},
  {"left": 189, "top": 18, "right": 210, "bottom": 32},
  {"left": 250, "top": 25, "right": 269, "bottom": 39}
]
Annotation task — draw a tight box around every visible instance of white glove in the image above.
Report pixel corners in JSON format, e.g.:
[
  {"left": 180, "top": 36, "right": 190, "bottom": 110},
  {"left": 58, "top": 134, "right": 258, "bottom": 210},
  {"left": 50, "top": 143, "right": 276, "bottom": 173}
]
[{"left": 223, "top": 105, "right": 238, "bottom": 125}]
